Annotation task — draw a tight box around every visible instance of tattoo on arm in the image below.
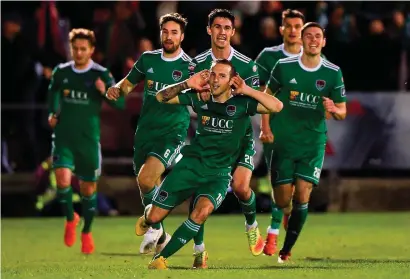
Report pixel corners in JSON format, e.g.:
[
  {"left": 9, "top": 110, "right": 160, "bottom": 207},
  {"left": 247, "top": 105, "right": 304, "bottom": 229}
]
[{"left": 159, "top": 81, "right": 189, "bottom": 102}]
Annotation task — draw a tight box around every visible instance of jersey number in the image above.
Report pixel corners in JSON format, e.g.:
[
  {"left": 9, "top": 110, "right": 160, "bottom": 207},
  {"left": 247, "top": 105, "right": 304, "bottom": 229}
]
[{"left": 244, "top": 154, "right": 254, "bottom": 166}]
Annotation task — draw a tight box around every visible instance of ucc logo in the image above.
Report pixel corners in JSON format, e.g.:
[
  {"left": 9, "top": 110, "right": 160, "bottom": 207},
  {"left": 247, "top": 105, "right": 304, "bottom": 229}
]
[
  {"left": 202, "top": 116, "right": 233, "bottom": 129},
  {"left": 289, "top": 91, "right": 320, "bottom": 104}
]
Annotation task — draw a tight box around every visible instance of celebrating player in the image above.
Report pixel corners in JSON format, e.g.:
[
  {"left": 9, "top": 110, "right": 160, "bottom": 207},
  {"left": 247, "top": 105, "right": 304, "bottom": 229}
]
[
  {"left": 105, "top": 13, "right": 192, "bottom": 254},
  {"left": 266, "top": 22, "right": 347, "bottom": 263},
  {"left": 48, "top": 28, "right": 125, "bottom": 254},
  {"left": 188, "top": 9, "right": 264, "bottom": 267},
  {"left": 255, "top": 9, "right": 305, "bottom": 256},
  {"left": 135, "top": 59, "right": 283, "bottom": 269}
]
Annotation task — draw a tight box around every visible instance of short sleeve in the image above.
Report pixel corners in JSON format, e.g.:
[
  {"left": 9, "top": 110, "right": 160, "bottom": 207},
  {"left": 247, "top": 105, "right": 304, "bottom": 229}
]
[
  {"left": 126, "top": 53, "right": 145, "bottom": 84},
  {"left": 330, "top": 69, "right": 347, "bottom": 103}
]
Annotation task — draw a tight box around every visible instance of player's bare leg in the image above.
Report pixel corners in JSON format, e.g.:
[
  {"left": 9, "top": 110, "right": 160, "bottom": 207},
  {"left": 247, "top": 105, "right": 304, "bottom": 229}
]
[
  {"left": 149, "top": 197, "right": 213, "bottom": 269},
  {"left": 282, "top": 186, "right": 295, "bottom": 231},
  {"left": 79, "top": 181, "right": 97, "bottom": 254},
  {"left": 137, "top": 156, "right": 166, "bottom": 253},
  {"left": 232, "top": 166, "right": 264, "bottom": 256},
  {"left": 55, "top": 168, "right": 80, "bottom": 247},
  {"left": 278, "top": 179, "right": 312, "bottom": 263},
  {"left": 266, "top": 183, "right": 293, "bottom": 256}
]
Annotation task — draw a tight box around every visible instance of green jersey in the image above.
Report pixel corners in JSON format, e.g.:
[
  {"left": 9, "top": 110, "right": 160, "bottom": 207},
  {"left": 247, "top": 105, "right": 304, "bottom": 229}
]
[
  {"left": 189, "top": 47, "right": 260, "bottom": 160},
  {"left": 126, "top": 49, "right": 192, "bottom": 141},
  {"left": 48, "top": 61, "right": 125, "bottom": 142},
  {"left": 256, "top": 44, "right": 302, "bottom": 85},
  {"left": 178, "top": 91, "right": 259, "bottom": 175},
  {"left": 267, "top": 56, "right": 346, "bottom": 147}
]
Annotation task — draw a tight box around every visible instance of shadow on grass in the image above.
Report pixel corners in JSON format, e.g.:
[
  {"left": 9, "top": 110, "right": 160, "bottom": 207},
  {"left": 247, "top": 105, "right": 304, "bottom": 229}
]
[
  {"left": 304, "top": 257, "right": 410, "bottom": 264},
  {"left": 100, "top": 252, "right": 181, "bottom": 258},
  {"left": 170, "top": 265, "right": 347, "bottom": 270}
]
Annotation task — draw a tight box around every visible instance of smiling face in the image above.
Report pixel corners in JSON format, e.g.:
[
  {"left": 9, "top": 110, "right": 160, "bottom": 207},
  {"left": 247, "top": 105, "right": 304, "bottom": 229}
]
[
  {"left": 209, "top": 62, "right": 233, "bottom": 97},
  {"left": 302, "top": 26, "right": 326, "bottom": 57},
  {"left": 207, "top": 17, "right": 235, "bottom": 50},
  {"left": 160, "top": 20, "right": 184, "bottom": 54}
]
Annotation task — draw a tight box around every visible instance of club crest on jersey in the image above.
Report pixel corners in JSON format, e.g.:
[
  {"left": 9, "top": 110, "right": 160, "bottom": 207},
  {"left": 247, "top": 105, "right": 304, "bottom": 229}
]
[
  {"left": 172, "top": 70, "right": 183, "bottom": 81},
  {"left": 202, "top": 116, "right": 210, "bottom": 125},
  {"left": 226, "top": 105, "right": 236, "bottom": 116},
  {"left": 147, "top": 80, "right": 154, "bottom": 89},
  {"left": 316, "top": 80, "right": 326, "bottom": 91}
]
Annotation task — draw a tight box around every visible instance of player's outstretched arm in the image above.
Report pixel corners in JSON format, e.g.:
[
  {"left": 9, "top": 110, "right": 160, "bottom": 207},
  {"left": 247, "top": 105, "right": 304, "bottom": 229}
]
[
  {"left": 156, "top": 70, "right": 210, "bottom": 104},
  {"left": 231, "top": 76, "right": 283, "bottom": 114},
  {"left": 323, "top": 97, "right": 347, "bottom": 120},
  {"left": 47, "top": 67, "right": 61, "bottom": 128}
]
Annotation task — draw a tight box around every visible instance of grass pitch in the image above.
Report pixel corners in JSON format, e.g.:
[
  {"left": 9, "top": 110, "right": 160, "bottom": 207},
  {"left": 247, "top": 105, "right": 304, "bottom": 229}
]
[{"left": 2, "top": 213, "right": 410, "bottom": 279}]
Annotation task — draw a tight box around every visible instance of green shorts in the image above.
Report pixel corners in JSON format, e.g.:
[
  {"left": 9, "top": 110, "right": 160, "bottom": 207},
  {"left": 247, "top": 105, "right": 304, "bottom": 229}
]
[
  {"left": 263, "top": 142, "right": 274, "bottom": 169},
  {"left": 152, "top": 157, "right": 231, "bottom": 211},
  {"left": 51, "top": 138, "right": 101, "bottom": 182},
  {"left": 133, "top": 135, "right": 185, "bottom": 175},
  {"left": 270, "top": 143, "right": 326, "bottom": 187},
  {"left": 235, "top": 139, "right": 256, "bottom": 171}
]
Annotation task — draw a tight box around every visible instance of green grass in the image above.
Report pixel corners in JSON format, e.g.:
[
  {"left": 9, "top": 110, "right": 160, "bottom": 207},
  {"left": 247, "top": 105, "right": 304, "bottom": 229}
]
[{"left": 2, "top": 213, "right": 410, "bottom": 279}]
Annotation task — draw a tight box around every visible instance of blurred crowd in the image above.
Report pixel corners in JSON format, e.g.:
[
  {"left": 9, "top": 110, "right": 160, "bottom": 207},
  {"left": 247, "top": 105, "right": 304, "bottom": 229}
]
[{"left": 2, "top": 1, "right": 410, "bottom": 172}]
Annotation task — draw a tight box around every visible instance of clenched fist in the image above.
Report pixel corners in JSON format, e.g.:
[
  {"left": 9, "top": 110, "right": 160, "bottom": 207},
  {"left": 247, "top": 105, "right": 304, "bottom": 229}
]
[{"left": 106, "top": 86, "right": 121, "bottom": 101}]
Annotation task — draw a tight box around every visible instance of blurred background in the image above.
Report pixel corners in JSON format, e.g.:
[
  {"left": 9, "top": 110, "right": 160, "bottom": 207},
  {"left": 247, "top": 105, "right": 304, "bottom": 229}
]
[{"left": 2, "top": 1, "right": 410, "bottom": 217}]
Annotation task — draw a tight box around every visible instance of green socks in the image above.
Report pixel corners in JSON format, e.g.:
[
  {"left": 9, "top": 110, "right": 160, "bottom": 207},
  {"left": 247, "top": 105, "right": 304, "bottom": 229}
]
[
  {"left": 158, "top": 218, "right": 201, "bottom": 259},
  {"left": 238, "top": 190, "right": 257, "bottom": 226},
  {"left": 141, "top": 186, "right": 161, "bottom": 230},
  {"left": 81, "top": 193, "right": 97, "bottom": 233},
  {"left": 194, "top": 224, "right": 204, "bottom": 245},
  {"left": 270, "top": 202, "right": 284, "bottom": 230},
  {"left": 281, "top": 202, "right": 308, "bottom": 253},
  {"left": 57, "top": 186, "right": 74, "bottom": 221}
]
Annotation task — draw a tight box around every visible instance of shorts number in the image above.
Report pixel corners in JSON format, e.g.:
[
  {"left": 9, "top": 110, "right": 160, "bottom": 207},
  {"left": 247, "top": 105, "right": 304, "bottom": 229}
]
[
  {"left": 313, "top": 167, "right": 321, "bottom": 179},
  {"left": 164, "top": 149, "right": 171, "bottom": 158},
  {"left": 216, "top": 193, "right": 223, "bottom": 207},
  {"left": 244, "top": 154, "right": 254, "bottom": 166}
]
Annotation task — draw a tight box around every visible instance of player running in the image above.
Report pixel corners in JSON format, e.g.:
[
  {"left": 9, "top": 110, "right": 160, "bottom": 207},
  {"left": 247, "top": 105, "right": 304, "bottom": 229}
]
[
  {"left": 265, "top": 22, "right": 347, "bottom": 263},
  {"left": 105, "top": 13, "right": 192, "bottom": 254},
  {"left": 255, "top": 9, "right": 305, "bottom": 256},
  {"left": 135, "top": 59, "right": 283, "bottom": 269},
  {"left": 189, "top": 9, "right": 264, "bottom": 266},
  {"left": 48, "top": 28, "right": 125, "bottom": 254}
]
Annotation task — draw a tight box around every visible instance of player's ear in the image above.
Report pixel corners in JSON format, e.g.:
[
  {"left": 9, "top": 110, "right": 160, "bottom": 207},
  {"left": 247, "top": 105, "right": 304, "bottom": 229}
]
[
  {"left": 181, "top": 32, "right": 185, "bottom": 42},
  {"left": 279, "top": 26, "right": 284, "bottom": 36},
  {"left": 231, "top": 27, "right": 236, "bottom": 37},
  {"left": 322, "top": 37, "right": 326, "bottom": 48},
  {"left": 90, "top": 46, "right": 95, "bottom": 56},
  {"left": 206, "top": 25, "right": 212, "bottom": 36}
]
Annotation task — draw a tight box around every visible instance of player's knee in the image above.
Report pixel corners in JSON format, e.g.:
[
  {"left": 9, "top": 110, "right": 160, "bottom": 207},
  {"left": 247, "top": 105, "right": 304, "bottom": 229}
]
[
  {"left": 80, "top": 182, "right": 97, "bottom": 196},
  {"left": 190, "top": 203, "right": 214, "bottom": 225},
  {"left": 137, "top": 172, "right": 155, "bottom": 193},
  {"left": 275, "top": 195, "right": 292, "bottom": 209},
  {"left": 55, "top": 168, "right": 71, "bottom": 187},
  {"left": 146, "top": 206, "right": 165, "bottom": 224},
  {"left": 232, "top": 179, "right": 251, "bottom": 201},
  {"left": 294, "top": 183, "right": 313, "bottom": 204}
]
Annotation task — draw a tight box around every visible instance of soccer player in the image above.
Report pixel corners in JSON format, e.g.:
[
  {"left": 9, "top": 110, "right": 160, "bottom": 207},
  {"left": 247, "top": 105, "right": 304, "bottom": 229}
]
[
  {"left": 266, "top": 22, "right": 347, "bottom": 262},
  {"left": 255, "top": 9, "right": 305, "bottom": 256},
  {"left": 48, "top": 28, "right": 125, "bottom": 254},
  {"left": 188, "top": 9, "right": 264, "bottom": 266},
  {"left": 105, "top": 13, "right": 192, "bottom": 254},
  {"left": 135, "top": 59, "right": 283, "bottom": 269}
]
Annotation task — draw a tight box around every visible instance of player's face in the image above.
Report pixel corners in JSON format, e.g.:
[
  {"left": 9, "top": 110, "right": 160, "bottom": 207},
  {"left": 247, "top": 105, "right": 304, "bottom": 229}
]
[
  {"left": 161, "top": 21, "right": 184, "bottom": 54},
  {"left": 209, "top": 63, "right": 232, "bottom": 97},
  {"left": 280, "top": 17, "right": 304, "bottom": 45},
  {"left": 207, "top": 17, "right": 235, "bottom": 49},
  {"left": 302, "top": 27, "right": 325, "bottom": 56},
  {"left": 70, "top": 39, "right": 94, "bottom": 66}
]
